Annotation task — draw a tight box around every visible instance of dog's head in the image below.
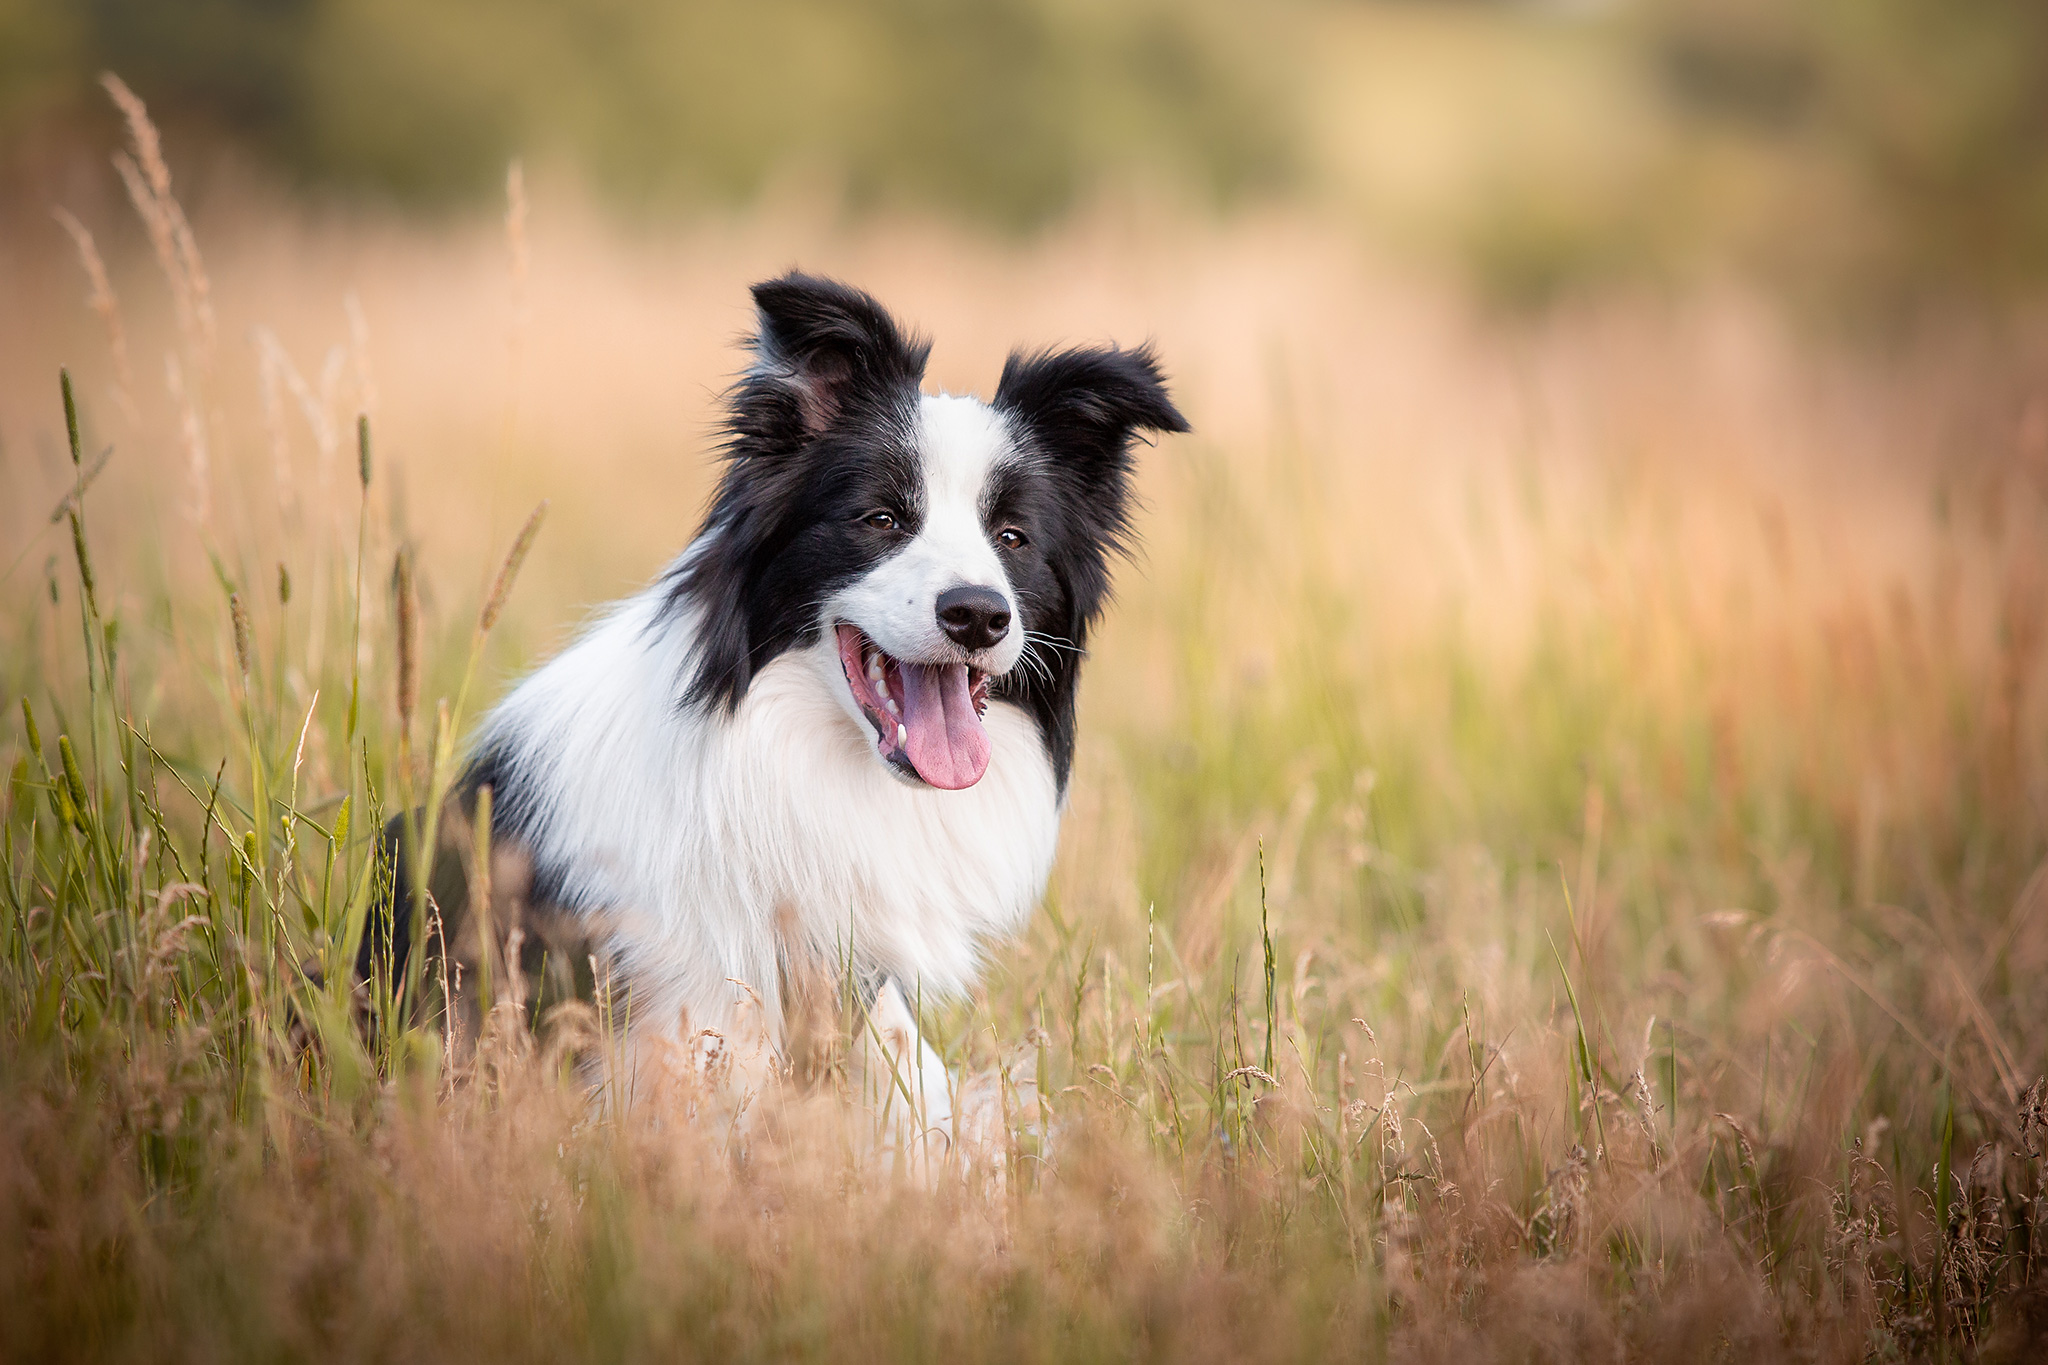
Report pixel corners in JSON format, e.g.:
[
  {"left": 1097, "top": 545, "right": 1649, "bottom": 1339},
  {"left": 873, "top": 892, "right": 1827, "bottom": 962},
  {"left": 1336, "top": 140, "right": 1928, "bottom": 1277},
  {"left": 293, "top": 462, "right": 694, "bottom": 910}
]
[{"left": 668, "top": 272, "right": 1187, "bottom": 792}]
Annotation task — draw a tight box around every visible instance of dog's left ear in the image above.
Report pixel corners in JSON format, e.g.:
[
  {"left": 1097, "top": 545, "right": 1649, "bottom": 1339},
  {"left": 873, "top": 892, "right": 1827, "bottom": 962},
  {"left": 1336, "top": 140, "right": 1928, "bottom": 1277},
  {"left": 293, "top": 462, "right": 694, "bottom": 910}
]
[{"left": 993, "top": 343, "right": 1190, "bottom": 489}]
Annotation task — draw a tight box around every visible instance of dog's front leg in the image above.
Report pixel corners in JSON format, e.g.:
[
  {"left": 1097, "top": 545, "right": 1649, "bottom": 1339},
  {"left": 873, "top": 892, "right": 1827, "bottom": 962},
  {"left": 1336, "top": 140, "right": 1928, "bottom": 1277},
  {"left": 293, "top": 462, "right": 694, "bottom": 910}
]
[{"left": 850, "top": 978, "right": 954, "bottom": 1178}]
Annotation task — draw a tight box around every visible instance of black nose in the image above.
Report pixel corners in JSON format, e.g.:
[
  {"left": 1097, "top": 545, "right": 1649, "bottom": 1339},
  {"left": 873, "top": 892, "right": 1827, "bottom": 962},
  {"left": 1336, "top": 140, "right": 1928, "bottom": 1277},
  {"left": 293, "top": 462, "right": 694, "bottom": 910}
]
[{"left": 935, "top": 585, "right": 1012, "bottom": 652}]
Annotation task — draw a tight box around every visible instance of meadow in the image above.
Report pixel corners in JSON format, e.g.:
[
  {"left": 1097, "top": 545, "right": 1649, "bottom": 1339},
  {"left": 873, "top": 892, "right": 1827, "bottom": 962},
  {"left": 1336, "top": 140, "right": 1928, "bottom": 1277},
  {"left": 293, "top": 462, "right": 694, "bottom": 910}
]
[{"left": 3, "top": 91, "right": 2046, "bottom": 1362}]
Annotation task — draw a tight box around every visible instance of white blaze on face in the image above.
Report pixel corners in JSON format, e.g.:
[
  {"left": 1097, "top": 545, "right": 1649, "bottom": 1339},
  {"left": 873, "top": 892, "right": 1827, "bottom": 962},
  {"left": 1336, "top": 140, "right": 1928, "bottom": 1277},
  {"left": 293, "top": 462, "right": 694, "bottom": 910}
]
[
  {"left": 827, "top": 394, "right": 1024, "bottom": 670},
  {"left": 822, "top": 393, "right": 1027, "bottom": 787}
]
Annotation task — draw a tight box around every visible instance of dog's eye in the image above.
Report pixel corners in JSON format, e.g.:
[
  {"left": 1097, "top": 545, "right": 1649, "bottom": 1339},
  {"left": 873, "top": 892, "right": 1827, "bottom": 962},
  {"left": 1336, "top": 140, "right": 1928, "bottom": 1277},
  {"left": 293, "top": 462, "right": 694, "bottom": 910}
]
[
  {"left": 864, "top": 511, "right": 898, "bottom": 532},
  {"left": 997, "top": 527, "right": 1028, "bottom": 550}
]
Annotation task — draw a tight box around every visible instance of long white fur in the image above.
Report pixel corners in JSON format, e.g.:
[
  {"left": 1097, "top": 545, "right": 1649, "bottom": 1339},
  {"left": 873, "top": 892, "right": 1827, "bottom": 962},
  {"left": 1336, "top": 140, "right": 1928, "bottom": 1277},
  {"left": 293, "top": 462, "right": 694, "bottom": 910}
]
[{"left": 474, "top": 392, "right": 1060, "bottom": 1125}]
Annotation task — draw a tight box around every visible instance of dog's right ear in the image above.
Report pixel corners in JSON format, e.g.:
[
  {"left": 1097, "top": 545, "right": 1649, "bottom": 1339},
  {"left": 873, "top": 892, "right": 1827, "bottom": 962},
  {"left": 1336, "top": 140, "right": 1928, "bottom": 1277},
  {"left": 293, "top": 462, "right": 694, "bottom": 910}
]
[
  {"left": 742, "top": 272, "right": 931, "bottom": 440},
  {"left": 673, "top": 275, "right": 930, "bottom": 713}
]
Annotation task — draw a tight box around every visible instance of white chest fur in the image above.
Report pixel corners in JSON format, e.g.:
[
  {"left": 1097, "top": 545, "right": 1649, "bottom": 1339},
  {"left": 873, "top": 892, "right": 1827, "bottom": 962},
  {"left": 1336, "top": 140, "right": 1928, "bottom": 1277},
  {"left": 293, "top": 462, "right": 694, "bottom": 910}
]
[{"left": 478, "top": 585, "right": 1062, "bottom": 1049}]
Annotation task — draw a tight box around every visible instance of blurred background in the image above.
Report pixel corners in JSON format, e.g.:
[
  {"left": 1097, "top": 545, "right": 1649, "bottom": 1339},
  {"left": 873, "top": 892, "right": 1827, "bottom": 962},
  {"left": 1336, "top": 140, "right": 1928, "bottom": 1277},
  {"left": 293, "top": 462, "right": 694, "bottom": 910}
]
[{"left": 3, "top": 0, "right": 2047, "bottom": 311}]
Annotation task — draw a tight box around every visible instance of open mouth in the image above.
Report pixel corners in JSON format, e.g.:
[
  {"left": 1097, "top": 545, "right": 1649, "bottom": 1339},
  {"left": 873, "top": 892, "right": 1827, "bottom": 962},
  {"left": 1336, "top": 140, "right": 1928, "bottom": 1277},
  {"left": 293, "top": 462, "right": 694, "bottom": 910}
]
[{"left": 835, "top": 623, "right": 992, "bottom": 790}]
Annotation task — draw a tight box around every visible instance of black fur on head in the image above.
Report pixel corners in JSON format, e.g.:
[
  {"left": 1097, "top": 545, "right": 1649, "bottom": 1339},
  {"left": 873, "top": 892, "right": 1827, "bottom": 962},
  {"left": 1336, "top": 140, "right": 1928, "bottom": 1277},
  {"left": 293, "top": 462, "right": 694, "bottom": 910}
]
[
  {"left": 666, "top": 271, "right": 933, "bottom": 709},
  {"left": 987, "top": 343, "right": 1190, "bottom": 786}
]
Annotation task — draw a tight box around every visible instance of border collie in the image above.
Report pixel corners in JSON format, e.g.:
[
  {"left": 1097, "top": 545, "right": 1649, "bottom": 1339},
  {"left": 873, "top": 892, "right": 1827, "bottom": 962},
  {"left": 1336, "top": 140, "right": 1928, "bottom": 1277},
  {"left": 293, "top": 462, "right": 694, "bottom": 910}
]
[{"left": 364, "top": 272, "right": 1186, "bottom": 1146}]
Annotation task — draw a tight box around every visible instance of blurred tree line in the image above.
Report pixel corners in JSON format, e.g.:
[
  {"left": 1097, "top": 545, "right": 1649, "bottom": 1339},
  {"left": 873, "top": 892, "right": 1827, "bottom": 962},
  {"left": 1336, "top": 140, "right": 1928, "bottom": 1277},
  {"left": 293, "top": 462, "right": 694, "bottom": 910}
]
[
  {"left": 2, "top": 0, "right": 2046, "bottom": 304},
  {"left": 0, "top": 0, "right": 1288, "bottom": 224},
  {"left": 1648, "top": 0, "right": 2048, "bottom": 303}
]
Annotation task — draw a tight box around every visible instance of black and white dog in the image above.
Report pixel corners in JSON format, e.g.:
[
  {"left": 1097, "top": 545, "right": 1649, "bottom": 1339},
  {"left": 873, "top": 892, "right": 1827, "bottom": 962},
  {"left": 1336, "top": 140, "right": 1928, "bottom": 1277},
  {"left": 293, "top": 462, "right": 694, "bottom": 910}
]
[{"left": 367, "top": 272, "right": 1185, "bottom": 1140}]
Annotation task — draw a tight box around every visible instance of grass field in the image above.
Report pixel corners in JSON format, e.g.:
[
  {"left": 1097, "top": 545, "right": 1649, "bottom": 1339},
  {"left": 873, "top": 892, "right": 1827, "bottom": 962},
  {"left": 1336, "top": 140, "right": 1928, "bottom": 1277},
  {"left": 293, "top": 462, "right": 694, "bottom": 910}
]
[{"left": 3, "top": 95, "right": 2047, "bottom": 1362}]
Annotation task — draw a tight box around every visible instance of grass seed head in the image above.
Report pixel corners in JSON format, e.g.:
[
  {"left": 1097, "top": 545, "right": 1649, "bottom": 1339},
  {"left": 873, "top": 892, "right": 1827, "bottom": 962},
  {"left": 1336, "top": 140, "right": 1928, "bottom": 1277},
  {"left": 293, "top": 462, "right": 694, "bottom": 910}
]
[
  {"left": 19, "top": 697, "right": 42, "bottom": 761},
  {"left": 394, "top": 549, "right": 418, "bottom": 737},
  {"left": 103, "top": 72, "right": 215, "bottom": 359},
  {"left": 229, "top": 592, "right": 251, "bottom": 681},
  {"left": 480, "top": 502, "right": 547, "bottom": 633},
  {"left": 52, "top": 209, "right": 136, "bottom": 422},
  {"left": 68, "top": 513, "right": 95, "bottom": 603},
  {"left": 57, "top": 734, "right": 89, "bottom": 822},
  {"left": 60, "top": 368, "right": 80, "bottom": 464}
]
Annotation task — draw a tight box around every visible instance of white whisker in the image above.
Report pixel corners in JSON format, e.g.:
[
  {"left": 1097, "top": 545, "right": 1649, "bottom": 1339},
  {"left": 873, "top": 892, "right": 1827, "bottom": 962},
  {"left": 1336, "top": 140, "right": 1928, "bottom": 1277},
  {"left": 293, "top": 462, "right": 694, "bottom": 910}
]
[
  {"left": 1015, "top": 639, "right": 1054, "bottom": 686},
  {"left": 1023, "top": 629, "right": 1083, "bottom": 658}
]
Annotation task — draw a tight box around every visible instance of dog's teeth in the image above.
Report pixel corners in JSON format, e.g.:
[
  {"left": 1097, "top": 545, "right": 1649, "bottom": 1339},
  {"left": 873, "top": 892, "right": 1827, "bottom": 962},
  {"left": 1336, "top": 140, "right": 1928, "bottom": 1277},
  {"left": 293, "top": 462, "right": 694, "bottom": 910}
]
[
  {"left": 885, "top": 699, "right": 899, "bottom": 717},
  {"left": 867, "top": 656, "right": 883, "bottom": 682},
  {"left": 876, "top": 678, "right": 889, "bottom": 700},
  {"left": 896, "top": 723, "right": 908, "bottom": 746}
]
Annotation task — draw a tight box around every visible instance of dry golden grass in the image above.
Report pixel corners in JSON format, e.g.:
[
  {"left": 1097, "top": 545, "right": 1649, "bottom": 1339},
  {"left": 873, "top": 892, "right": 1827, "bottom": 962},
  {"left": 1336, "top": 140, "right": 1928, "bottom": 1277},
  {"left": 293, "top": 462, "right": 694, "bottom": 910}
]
[{"left": 2, "top": 100, "right": 2046, "bottom": 1362}]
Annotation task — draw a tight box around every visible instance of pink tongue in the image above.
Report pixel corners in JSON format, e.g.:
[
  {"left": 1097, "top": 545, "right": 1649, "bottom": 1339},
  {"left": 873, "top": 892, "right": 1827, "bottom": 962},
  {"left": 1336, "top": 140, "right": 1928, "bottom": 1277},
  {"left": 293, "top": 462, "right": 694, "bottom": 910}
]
[{"left": 896, "top": 662, "right": 991, "bottom": 790}]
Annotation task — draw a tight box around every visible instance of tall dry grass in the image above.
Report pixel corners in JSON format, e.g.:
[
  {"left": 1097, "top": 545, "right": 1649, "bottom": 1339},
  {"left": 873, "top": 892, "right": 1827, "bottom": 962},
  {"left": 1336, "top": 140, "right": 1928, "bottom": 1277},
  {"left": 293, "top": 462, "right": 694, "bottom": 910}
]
[{"left": 2, "top": 90, "right": 2046, "bottom": 1362}]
